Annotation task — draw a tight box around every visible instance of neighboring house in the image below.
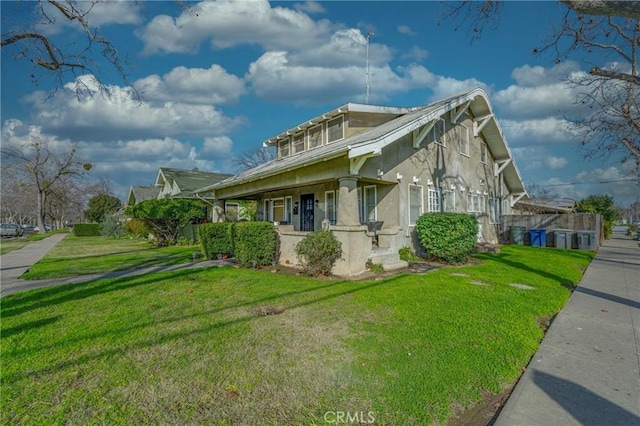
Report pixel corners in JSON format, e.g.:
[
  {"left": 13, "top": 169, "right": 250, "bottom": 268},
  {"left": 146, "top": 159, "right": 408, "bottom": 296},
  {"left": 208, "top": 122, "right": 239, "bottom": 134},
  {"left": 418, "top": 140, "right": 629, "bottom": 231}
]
[
  {"left": 154, "top": 167, "right": 233, "bottom": 201},
  {"left": 514, "top": 198, "right": 577, "bottom": 214},
  {"left": 196, "top": 88, "right": 527, "bottom": 276},
  {"left": 125, "top": 185, "right": 161, "bottom": 207}
]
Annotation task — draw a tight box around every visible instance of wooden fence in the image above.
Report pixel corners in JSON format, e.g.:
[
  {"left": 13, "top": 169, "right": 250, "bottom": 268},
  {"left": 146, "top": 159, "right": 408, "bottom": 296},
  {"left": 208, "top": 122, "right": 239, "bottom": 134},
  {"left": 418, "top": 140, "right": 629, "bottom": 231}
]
[{"left": 500, "top": 213, "right": 602, "bottom": 249}]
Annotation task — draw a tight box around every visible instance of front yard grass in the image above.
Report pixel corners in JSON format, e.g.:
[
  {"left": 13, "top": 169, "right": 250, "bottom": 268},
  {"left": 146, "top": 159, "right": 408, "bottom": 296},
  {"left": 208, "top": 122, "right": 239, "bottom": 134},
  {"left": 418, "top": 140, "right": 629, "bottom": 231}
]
[
  {"left": 20, "top": 235, "right": 200, "bottom": 280},
  {"left": 0, "top": 230, "right": 64, "bottom": 255},
  {"left": 1, "top": 246, "right": 594, "bottom": 425}
]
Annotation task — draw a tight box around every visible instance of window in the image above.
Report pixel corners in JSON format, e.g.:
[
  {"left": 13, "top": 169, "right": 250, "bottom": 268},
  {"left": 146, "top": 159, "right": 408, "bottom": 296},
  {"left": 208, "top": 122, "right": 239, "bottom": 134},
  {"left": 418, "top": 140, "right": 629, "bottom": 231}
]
[
  {"left": 467, "top": 192, "right": 486, "bottom": 213},
  {"left": 443, "top": 190, "right": 456, "bottom": 212},
  {"left": 364, "top": 185, "right": 377, "bottom": 221},
  {"left": 409, "top": 185, "right": 423, "bottom": 226},
  {"left": 357, "top": 187, "right": 363, "bottom": 222},
  {"left": 489, "top": 197, "right": 500, "bottom": 223},
  {"left": 225, "top": 202, "right": 239, "bottom": 222},
  {"left": 480, "top": 142, "right": 488, "bottom": 164},
  {"left": 292, "top": 132, "right": 305, "bottom": 155},
  {"left": 272, "top": 198, "right": 284, "bottom": 222},
  {"left": 327, "top": 116, "right": 344, "bottom": 143},
  {"left": 263, "top": 200, "right": 271, "bottom": 221},
  {"left": 325, "top": 191, "right": 336, "bottom": 225},
  {"left": 278, "top": 138, "right": 290, "bottom": 159},
  {"left": 434, "top": 118, "right": 446, "bottom": 146},
  {"left": 428, "top": 187, "right": 441, "bottom": 212},
  {"left": 459, "top": 124, "right": 470, "bottom": 156},
  {"left": 285, "top": 196, "right": 293, "bottom": 223},
  {"left": 308, "top": 124, "right": 323, "bottom": 149}
]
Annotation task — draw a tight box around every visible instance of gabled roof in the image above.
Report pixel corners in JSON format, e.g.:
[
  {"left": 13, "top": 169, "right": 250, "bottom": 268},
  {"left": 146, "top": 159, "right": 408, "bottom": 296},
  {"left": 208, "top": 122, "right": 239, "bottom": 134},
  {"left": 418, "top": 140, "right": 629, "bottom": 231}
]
[
  {"left": 197, "top": 88, "right": 526, "bottom": 196},
  {"left": 156, "top": 167, "right": 233, "bottom": 196},
  {"left": 126, "top": 185, "right": 160, "bottom": 206}
]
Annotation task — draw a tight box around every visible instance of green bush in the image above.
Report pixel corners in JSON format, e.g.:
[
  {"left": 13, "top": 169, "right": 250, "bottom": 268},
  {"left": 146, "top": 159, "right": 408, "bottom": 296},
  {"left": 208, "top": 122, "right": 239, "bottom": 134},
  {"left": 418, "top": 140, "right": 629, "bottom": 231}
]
[
  {"left": 198, "top": 223, "right": 233, "bottom": 259},
  {"left": 365, "top": 258, "right": 384, "bottom": 274},
  {"left": 99, "top": 215, "right": 124, "bottom": 239},
  {"left": 296, "top": 230, "right": 343, "bottom": 276},
  {"left": 73, "top": 223, "right": 101, "bottom": 237},
  {"left": 398, "top": 246, "right": 420, "bottom": 262},
  {"left": 123, "top": 218, "right": 152, "bottom": 239},
  {"left": 627, "top": 223, "right": 638, "bottom": 236},
  {"left": 603, "top": 220, "right": 613, "bottom": 240},
  {"left": 232, "top": 222, "right": 277, "bottom": 268},
  {"left": 415, "top": 213, "right": 478, "bottom": 264}
]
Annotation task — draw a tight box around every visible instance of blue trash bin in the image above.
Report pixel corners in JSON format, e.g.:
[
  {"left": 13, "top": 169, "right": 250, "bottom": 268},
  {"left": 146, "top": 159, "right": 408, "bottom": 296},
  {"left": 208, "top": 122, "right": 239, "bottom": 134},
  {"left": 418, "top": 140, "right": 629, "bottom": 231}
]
[{"left": 529, "top": 229, "right": 547, "bottom": 247}]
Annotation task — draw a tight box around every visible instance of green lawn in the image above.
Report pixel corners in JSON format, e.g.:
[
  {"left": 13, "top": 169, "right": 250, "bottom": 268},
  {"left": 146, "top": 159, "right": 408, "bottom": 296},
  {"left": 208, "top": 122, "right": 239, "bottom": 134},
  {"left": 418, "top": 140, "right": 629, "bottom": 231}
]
[
  {"left": 20, "top": 235, "right": 202, "bottom": 280},
  {"left": 0, "top": 230, "right": 63, "bottom": 255},
  {"left": 1, "top": 246, "right": 594, "bottom": 425}
]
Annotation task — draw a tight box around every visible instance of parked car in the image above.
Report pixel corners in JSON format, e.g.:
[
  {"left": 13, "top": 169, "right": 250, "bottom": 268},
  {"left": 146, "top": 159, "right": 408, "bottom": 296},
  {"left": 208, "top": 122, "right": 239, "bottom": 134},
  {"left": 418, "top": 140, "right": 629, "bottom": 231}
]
[
  {"left": 0, "top": 223, "right": 22, "bottom": 238},
  {"left": 20, "top": 224, "right": 36, "bottom": 234}
]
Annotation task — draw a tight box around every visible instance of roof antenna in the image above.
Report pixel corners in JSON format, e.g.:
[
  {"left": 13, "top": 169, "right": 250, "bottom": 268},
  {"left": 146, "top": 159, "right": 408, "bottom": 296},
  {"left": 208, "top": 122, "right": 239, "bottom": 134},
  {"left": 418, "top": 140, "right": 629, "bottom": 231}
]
[{"left": 364, "top": 31, "right": 374, "bottom": 104}]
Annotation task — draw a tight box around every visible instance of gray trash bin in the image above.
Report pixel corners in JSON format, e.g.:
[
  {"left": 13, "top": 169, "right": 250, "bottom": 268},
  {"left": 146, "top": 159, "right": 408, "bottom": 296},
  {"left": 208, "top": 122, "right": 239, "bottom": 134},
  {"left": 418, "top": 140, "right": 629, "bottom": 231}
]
[
  {"left": 510, "top": 226, "right": 526, "bottom": 245},
  {"left": 577, "top": 230, "right": 597, "bottom": 251},
  {"left": 554, "top": 229, "right": 573, "bottom": 249}
]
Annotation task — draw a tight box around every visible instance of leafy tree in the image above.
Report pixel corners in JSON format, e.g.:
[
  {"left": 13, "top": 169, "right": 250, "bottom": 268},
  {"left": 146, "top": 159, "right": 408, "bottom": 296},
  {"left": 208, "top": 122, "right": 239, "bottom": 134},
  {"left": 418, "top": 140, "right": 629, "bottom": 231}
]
[
  {"left": 86, "top": 194, "right": 121, "bottom": 223},
  {"left": 1, "top": 139, "right": 91, "bottom": 233},
  {"left": 443, "top": 1, "right": 639, "bottom": 173},
  {"left": 578, "top": 194, "right": 619, "bottom": 239},
  {"left": 125, "top": 198, "right": 206, "bottom": 246}
]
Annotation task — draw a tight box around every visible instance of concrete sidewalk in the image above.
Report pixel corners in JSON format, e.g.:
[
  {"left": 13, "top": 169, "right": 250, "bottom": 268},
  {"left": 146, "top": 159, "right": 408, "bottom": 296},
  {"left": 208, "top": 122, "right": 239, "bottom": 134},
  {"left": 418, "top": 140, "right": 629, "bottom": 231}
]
[
  {"left": 495, "top": 228, "right": 640, "bottom": 426},
  {"left": 0, "top": 233, "right": 225, "bottom": 298}
]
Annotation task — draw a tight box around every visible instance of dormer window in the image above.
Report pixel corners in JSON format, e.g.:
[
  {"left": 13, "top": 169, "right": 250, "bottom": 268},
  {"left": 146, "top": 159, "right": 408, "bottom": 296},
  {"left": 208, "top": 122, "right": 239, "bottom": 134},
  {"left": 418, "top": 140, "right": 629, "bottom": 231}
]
[
  {"left": 292, "top": 132, "right": 305, "bottom": 155},
  {"left": 278, "top": 138, "right": 290, "bottom": 159},
  {"left": 308, "top": 124, "right": 323, "bottom": 150},
  {"left": 327, "top": 115, "right": 344, "bottom": 144}
]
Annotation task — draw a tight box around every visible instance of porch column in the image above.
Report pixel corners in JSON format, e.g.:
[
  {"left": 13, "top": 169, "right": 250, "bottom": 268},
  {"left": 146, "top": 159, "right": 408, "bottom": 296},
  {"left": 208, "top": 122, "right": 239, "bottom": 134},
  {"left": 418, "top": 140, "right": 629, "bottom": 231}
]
[
  {"left": 211, "top": 200, "right": 225, "bottom": 222},
  {"left": 337, "top": 177, "right": 359, "bottom": 226}
]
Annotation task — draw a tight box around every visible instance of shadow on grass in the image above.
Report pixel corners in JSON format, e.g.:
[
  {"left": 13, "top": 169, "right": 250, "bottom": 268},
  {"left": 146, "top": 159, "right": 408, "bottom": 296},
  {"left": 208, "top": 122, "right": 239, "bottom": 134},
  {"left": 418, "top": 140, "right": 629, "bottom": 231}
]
[
  {"left": 0, "top": 315, "right": 62, "bottom": 338},
  {"left": 1, "top": 270, "right": 400, "bottom": 383},
  {"left": 474, "top": 248, "right": 594, "bottom": 291}
]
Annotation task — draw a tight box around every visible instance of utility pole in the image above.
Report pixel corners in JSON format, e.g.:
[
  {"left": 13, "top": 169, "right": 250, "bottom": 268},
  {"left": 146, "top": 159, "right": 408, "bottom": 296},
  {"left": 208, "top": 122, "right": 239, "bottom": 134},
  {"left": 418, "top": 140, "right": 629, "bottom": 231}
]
[{"left": 364, "top": 31, "right": 374, "bottom": 104}]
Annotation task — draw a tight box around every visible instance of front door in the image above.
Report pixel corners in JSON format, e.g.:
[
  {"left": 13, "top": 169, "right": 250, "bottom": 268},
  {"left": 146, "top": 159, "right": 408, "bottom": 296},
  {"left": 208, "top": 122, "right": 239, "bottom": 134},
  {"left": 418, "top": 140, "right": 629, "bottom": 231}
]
[{"left": 300, "top": 194, "right": 314, "bottom": 231}]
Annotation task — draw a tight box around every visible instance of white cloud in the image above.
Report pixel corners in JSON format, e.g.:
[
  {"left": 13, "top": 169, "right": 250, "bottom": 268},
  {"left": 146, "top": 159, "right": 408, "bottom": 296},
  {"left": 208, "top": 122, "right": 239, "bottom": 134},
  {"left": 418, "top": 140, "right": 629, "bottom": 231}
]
[
  {"left": 135, "top": 64, "right": 246, "bottom": 105},
  {"left": 547, "top": 156, "right": 568, "bottom": 169},
  {"left": 138, "top": 0, "right": 335, "bottom": 55},
  {"left": 25, "top": 76, "right": 243, "bottom": 142},
  {"left": 397, "top": 25, "right": 415, "bottom": 35},
  {"left": 203, "top": 136, "right": 234, "bottom": 158},
  {"left": 402, "top": 46, "right": 429, "bottom": 61},
  {"left": 501, "top": 117, "right": 577, "bottom": 147},
  {"left": 35, "top": 0, "right": 142, "bottom": 36},
  {"left": 294, "top": 1, "right": 326, "bottom": 14}
]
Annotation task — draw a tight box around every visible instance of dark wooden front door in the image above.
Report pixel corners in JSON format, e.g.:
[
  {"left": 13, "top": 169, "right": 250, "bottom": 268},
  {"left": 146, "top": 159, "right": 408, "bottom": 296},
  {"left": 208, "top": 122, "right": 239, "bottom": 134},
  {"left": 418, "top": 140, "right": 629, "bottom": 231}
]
[{"left": 300, "top": 194, "right": 314, "bottom": 231}]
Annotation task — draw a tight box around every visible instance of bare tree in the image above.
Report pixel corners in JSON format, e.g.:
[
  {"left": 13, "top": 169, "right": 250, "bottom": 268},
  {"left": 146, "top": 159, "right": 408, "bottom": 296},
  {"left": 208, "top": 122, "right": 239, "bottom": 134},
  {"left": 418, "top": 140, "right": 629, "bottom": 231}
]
[
  {"left": 0, "top": 0, "right": 138, "bottom": 99},
  {"left": 231, "top": 147, "right": 275, "bottom": 172},
  {"left": 442, "top": 1, "right": 639, "bottom": 173},
  {"left": 1, "top": 139, "right": 92, "bottom": 233}
]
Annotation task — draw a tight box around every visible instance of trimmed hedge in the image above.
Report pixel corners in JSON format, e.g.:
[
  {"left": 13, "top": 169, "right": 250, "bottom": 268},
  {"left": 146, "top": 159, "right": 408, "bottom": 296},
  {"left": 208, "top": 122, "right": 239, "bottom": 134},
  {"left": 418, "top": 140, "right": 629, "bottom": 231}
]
[
  {"left": 73, "top": 223, "right": 101, "bottom": 237},
  {"left": 231, "top": 222, "right": 277, "bottom": 268},
  {"left": 296, "top": 230, "right": 343, "bottom": 276},
  {"left": 198, "top": 223, "right": 233, "bottom": 259},
  {"left": 415, "top": 213, "right": 478, "bottom": 264}
]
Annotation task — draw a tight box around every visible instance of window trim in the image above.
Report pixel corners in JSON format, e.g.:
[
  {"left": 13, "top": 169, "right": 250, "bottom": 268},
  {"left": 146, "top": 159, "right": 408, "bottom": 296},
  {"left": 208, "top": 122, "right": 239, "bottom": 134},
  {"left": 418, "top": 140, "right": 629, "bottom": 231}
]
[
  {"left": 307, "top": 123, "right": 324, "bottom": 150},
  {"left": 459, "top": 123, "right": 470, "bottom": 157},
  {"left": 277, "top": 137, "right": 290, "bottom": 159},
  {"left": 285, "top": 196, "right": 293, "bottom": 223},
  {"left": 292, "top": 132, "right": 305, "bottom": 155},
  {"left": 363, "top": 185, "right": 377, "bottom": 221},
  {"left": 427, "top": 186, "right": 442, "bottom": 213},
  {"left": 327, "top": 115, "right": 345, "bottom": 144},
  {"left": 489, "top": 196, "right": 500, "bottom": 224},
  {"left": 409, "top": 184, "right": 424, "bottom": 226},
  {"left": 480, "top": 141, "right": 488, "bottom": 164},
  {"left": 325, "top": 190, "right": 337, "bottom": 225}
]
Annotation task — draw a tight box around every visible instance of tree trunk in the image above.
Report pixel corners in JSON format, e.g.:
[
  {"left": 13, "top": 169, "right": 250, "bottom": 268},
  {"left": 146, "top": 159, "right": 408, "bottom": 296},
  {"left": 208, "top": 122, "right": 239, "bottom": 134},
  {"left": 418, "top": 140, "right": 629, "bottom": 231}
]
[{"left": 37, "top": 190, "right": 47, "bottom": 234}]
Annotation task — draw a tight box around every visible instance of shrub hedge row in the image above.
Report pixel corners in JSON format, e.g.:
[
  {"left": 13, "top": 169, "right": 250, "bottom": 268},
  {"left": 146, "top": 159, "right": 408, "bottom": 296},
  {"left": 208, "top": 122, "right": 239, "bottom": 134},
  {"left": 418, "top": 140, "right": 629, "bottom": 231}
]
[
  {"left": 198, "top": 221, "right": 276, "bottom": 268},
  {"left": 73, "top": 223, "right": 101, "bottom": 237},
  {"left": 415, "top": 212, "right": 478, "bottom": 264}
]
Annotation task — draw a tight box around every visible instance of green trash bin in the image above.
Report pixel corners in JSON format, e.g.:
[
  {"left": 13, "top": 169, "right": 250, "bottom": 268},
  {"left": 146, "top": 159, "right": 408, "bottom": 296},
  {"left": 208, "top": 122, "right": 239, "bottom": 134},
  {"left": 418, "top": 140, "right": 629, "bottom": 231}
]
[{"left": 510, "top": 226, "right": 526, "bottom": 245}]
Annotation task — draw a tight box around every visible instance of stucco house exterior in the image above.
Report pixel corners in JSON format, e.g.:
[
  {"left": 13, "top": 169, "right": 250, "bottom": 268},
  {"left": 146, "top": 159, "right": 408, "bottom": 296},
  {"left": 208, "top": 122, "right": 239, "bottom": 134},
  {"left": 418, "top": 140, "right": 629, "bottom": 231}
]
[{"left": 196, "top": 88, "right": 527, "bottom": 276}]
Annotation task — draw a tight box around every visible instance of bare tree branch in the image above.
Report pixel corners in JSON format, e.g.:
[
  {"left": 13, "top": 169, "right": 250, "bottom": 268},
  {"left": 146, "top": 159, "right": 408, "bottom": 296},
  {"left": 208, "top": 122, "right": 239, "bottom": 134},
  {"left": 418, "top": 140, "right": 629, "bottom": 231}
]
[
  {"left": 561, "top": 1, "right": 640, "bottom": 20},
  {"left": 590, "top": 66, "right": 640, "bottom": 84}
]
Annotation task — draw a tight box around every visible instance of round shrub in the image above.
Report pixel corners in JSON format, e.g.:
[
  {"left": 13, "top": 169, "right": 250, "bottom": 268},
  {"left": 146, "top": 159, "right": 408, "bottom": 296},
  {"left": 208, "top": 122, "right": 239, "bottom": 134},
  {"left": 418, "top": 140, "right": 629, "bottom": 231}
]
[
  {"left": 415, "top": 213, "right": 478, "bottom": 264},
  {"left": 295, "top": 230, "right": 343, "bottom": 276}
]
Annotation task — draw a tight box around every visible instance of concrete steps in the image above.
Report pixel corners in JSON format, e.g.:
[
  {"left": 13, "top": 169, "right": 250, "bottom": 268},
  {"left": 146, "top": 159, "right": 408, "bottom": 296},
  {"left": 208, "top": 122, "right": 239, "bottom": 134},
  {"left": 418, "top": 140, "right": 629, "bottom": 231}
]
[{"left": 370, "top": 247, "right": 408, "bottom": 271}]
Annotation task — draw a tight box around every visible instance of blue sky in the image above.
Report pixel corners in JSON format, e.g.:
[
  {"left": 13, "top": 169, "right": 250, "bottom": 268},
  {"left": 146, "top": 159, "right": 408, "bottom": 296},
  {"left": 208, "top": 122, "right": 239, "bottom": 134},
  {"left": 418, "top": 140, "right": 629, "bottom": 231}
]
[{"left": 2, "top": 0, "right": 638, "bottom": 206}]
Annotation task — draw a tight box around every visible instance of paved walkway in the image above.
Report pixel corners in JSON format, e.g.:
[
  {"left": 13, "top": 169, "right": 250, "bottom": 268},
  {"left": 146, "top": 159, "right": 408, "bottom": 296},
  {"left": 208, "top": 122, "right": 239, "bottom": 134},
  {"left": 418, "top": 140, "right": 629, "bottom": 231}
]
[
  {"left": 0, "top": 233, "right": 224, "bottom": 298},
  {"left": 495, "top": 227, "right": 640, "bottom": 426}
]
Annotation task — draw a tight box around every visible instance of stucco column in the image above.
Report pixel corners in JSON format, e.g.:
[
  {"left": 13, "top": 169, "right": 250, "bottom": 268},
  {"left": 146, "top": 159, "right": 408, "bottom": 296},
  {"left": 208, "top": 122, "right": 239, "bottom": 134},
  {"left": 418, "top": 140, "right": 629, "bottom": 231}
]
[
  {"left": 337, "top": 177, "right": 360, "bottom": 226},
  {"left": 211, "top": 200, "right": 226, "bottom": 223}
]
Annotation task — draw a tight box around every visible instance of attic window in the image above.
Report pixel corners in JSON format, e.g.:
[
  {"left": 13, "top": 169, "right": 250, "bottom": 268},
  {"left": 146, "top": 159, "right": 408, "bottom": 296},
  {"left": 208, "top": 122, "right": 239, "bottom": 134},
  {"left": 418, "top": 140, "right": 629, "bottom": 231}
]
[
  {"left": 308, "top": 124, "right": 323, "bottom": 150},
  {"left": 459, "top": 124, "right": 470, "bottom": 156},
  {"left": 278, "top": 138, "right": 290, "bottom": 159},
  {"left": 327, "top": 115, "right": 344, "bottom": 144},
  {"left": 292, "top": 132, "right": 305, "bottom": 155},
  {"left": 480, "top": 142, "right": 488, "bottom": 164}
]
